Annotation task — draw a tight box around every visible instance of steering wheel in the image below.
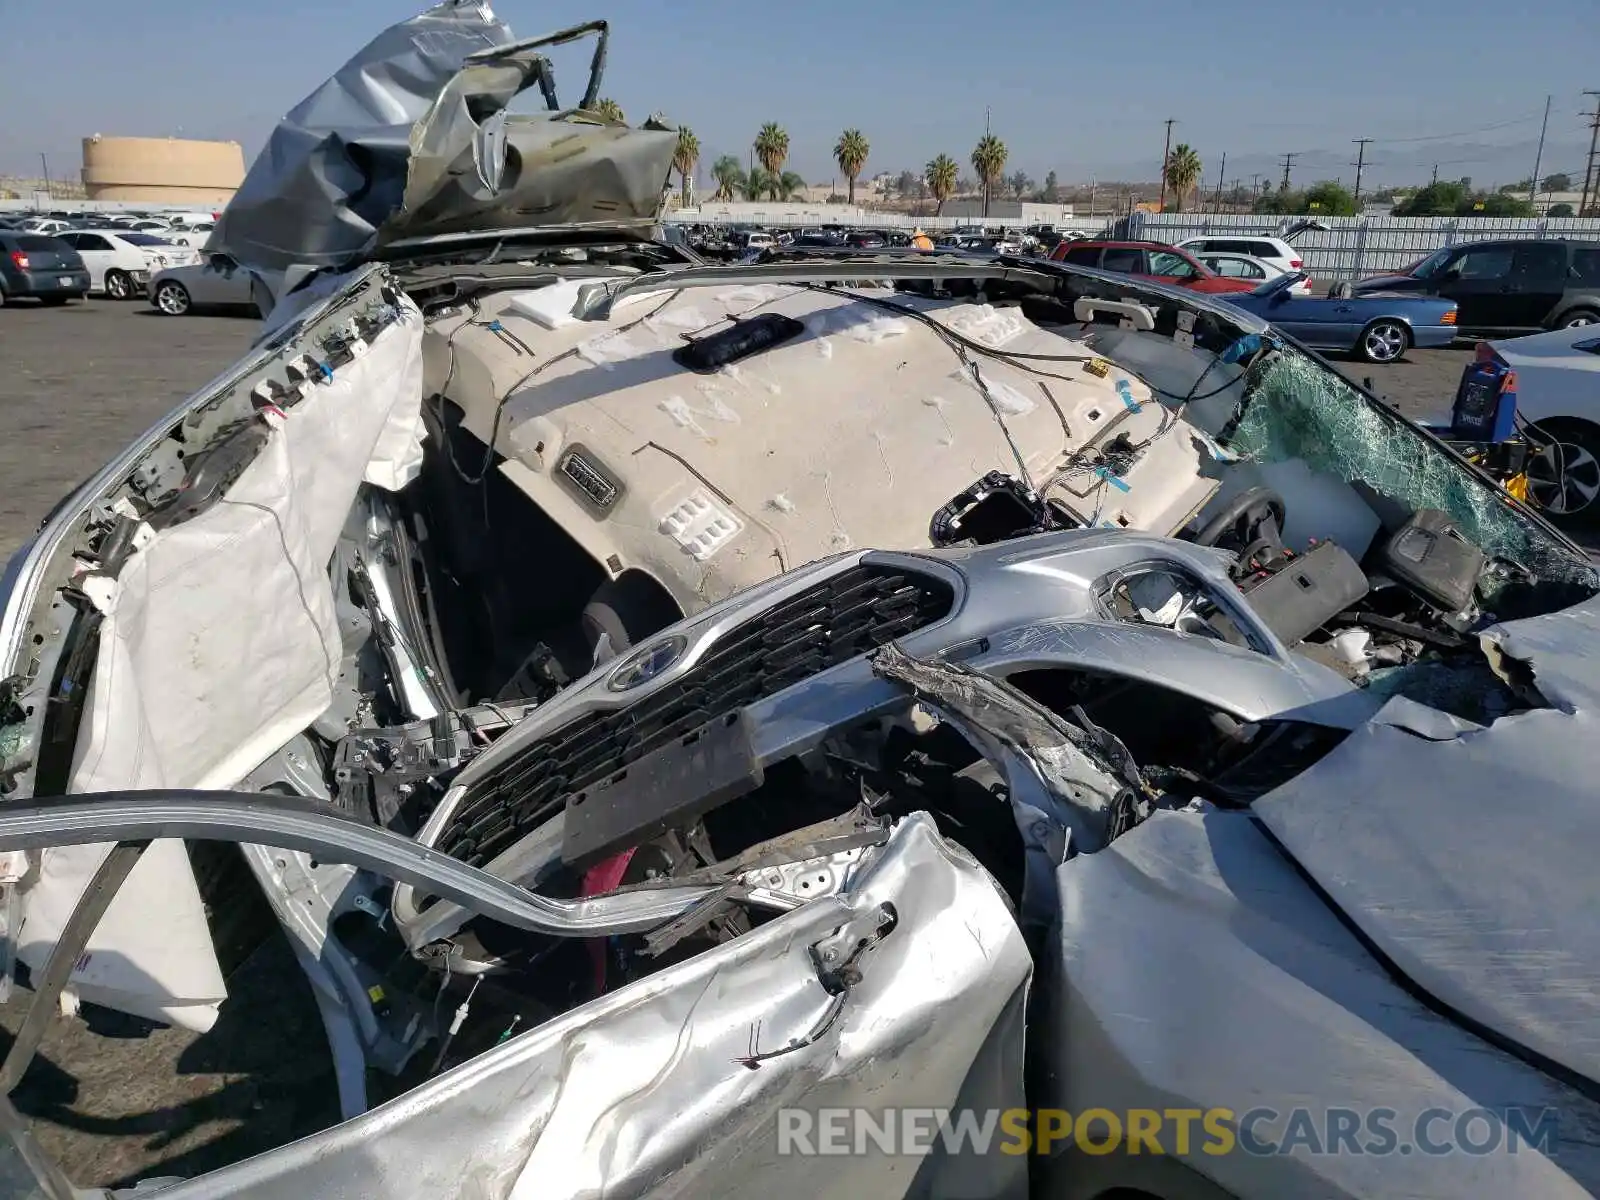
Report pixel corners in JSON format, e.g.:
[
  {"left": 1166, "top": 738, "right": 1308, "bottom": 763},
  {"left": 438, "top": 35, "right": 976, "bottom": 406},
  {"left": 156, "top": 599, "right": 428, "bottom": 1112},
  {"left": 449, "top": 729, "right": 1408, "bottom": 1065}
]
[{"left": 1193, "top": 487, "right": 1289, "bottom": 567}]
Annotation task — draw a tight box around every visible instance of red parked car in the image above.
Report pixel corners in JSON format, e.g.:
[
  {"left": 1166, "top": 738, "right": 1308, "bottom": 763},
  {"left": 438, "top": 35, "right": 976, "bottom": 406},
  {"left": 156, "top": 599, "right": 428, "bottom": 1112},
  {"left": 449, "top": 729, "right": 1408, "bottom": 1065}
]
[{"left": 1049, "top": 239, "right": 1259, "bottom": 294}]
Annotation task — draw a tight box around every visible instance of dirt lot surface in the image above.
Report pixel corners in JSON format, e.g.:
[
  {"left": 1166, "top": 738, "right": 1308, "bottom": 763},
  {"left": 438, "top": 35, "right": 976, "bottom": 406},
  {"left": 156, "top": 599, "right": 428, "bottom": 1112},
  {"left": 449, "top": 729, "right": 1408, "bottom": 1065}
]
[{"left": 0, "top": 292, "right": 1513, "bottom": 1188}]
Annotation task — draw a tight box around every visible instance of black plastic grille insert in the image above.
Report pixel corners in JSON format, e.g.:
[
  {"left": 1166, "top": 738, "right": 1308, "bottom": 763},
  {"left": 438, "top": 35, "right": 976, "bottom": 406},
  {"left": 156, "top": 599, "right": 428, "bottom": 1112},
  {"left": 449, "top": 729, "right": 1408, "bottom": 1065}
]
[{"left": 438, "top": 564, "right": 955, "bottom": 866}]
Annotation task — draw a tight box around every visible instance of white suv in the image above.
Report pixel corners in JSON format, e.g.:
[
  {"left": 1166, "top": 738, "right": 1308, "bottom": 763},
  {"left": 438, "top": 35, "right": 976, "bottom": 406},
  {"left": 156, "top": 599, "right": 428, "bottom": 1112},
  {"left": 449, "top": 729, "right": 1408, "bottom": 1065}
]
[{"left": 1176, "top": 234, "right": 1302, "bottom": 275}]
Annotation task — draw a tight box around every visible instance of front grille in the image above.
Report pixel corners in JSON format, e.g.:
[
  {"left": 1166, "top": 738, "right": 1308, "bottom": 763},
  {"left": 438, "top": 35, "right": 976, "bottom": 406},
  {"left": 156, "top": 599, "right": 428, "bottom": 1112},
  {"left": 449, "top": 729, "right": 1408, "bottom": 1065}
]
[{"left": 437, "top": 564, "right": 955, "bottom": 866}]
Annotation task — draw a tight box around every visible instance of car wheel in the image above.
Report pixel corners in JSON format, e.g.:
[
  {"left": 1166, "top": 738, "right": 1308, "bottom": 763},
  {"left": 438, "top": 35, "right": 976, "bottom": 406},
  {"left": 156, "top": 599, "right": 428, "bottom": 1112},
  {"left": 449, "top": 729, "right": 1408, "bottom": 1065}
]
[
  {"left": 1524, "top": 421, "right": 1600, "bottom": 525},
  {"left": 104, "top": 269, "right": 134, "bottom": 300},
  {"left": 1559, "top": 307, "right": 1599, "bottom": 329},
  {"left": 1357, "top": 319, "right": 1409, "bottom": 364},
  {"left": 153, "top": 281, "right": 191, "bottom": 316}
]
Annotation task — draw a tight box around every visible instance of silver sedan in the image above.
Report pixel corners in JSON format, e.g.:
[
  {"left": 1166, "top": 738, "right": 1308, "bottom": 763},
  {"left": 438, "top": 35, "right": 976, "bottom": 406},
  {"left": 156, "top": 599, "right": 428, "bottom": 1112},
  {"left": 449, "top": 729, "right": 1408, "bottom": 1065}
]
[{"left": 147, "top": 252, "right": 258, "bottom": 316}]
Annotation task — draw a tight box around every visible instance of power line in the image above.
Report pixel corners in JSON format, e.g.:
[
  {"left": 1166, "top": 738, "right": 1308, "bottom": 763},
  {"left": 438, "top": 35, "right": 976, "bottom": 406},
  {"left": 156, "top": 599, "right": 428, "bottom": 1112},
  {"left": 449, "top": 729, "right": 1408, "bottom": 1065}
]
[
  {"left": 1378, "top": 114, "right": 1545, "bottom": 144},
  {"left": 1279, "top": 152, "right": 1297, "bottom": 192}
]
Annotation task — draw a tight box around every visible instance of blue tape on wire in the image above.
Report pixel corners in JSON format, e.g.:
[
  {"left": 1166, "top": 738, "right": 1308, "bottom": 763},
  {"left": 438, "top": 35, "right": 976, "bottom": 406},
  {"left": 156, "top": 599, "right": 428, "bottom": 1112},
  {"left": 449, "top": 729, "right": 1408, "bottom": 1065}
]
[
  {"left": 1220, "top": 333, "right": 1263, "bottom": 364},
  {"left": 1115, "top": 379, "right": 1141, "bottom": 412},
  {"left": 1095, "top": 467, "right": 1132, "bottom": 493}
]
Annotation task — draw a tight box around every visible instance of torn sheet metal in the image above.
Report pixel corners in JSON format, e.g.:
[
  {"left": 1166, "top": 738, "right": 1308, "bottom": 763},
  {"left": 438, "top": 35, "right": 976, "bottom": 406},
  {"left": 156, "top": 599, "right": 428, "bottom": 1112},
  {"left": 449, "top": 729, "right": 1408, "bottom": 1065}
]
[
  {"left": 211, "top": 4, "right": 677, "bottom": 288},
  {"left": 122, "top": 815, "right": 1031, "bottom": 1200},
  {"left": 385, "top": 27, "right": 678, "bottom": 247},
  {"left": 1254, "top": 598, "right": 1600, "bottom": 1092},
  {"left": 872, "top": 641, "right": 1134, "bottom": 855},
  {"left": 1045, "top": 808, "right": 1600, "bottom": 1198},
  {"left": 210, "top": 1, "right": 512, "bottom": 277}
]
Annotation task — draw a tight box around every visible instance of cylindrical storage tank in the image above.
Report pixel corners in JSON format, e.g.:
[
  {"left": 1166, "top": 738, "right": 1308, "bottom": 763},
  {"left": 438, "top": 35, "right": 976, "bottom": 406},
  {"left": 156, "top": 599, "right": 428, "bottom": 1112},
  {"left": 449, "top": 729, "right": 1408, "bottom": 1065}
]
[{"left": 81, "top": 136, "right": 245, "bottom": 204}]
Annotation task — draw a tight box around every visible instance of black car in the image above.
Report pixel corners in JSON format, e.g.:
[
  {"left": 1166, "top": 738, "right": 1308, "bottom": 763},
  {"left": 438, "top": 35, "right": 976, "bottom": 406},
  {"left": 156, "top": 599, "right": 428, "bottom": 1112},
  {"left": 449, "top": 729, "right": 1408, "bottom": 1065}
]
[
  {"left": 1353, "top": 238, "right": 1600, "bottom": 334},
  {"left": 789, "top": 232, "right": 844, "bottom": 248},
  {"left": 0, "top": 233, "right": 90, "bottom": 307}
]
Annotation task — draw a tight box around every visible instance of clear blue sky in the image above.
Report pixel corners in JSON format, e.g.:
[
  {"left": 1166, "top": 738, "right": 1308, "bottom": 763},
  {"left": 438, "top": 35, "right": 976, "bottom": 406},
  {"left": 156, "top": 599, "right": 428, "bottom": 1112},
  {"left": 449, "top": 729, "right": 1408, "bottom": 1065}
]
[{"left": 3, "top": 0, "right": 1595, "bottom": 190}]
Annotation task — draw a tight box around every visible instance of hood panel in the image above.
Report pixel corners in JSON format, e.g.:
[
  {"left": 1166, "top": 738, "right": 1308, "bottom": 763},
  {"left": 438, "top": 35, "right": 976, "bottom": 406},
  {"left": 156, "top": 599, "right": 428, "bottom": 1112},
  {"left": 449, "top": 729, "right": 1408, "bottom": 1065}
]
[
  {"left": 386, "top": 27, "right": 676, "bottom": 246},
  {"left": 1254, "top": 599, "right": 1600, "bottom": 1089},
  {"left": 210, "top": 1, "right": 512, "bottom": 277},
  {"left": 212, "top": 3, "right": 674, "bottom": 281}
]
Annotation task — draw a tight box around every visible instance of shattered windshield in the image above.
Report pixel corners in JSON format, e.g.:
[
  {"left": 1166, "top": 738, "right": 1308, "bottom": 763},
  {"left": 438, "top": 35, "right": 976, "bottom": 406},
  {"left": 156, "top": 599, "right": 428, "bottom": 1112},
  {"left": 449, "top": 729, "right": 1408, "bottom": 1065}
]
[{"left": 1229, "top": 349, "right": 1598, "bottom": 598}]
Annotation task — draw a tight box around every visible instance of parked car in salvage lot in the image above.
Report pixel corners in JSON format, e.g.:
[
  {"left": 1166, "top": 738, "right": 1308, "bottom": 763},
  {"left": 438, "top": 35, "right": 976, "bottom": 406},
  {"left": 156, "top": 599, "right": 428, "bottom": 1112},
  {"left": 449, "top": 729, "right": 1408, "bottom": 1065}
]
[
  {"left": 1475, "top": 324, "right": 1600, "bottom": 522},
  {"left": 0, "top": 232, "right": 90, "bottom": 306},
  {"left": 1176, "top": 233, "right": 1306, "bottom": 277},
  {"left": 1192, "top": 250, "right": 1313, "bottom": 294},
  {"left": 1050, "top": 239, "right": 1262, "bottom": 294},
  {"left": 1224, "top": 271, "right": 1459, "bottom": 363},
  {"left": 5, "top": 5, "right": 1600, "bottom": 1198},
  {"left": 148, "top": 251, "right": 259, "bottom": 315},
  {"left": 1353, "top": 238, "right": 1600, "bottom": 334},
  {"left": 163, "top": 220, "right": 216, "bottom": 248},
  {"left": 53, "top": 229, "right": 200, "bottom": 299}
]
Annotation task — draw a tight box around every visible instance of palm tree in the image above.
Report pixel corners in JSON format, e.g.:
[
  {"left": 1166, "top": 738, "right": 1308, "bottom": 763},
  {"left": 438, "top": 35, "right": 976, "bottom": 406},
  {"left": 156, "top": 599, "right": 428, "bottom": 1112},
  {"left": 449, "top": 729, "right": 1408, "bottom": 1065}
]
[
  {"left": 592, "top": 98, "right": 626, "bottom": 123},
  {"left": 754, "top": 123, "right": 790, "bottom": 178},
  {"left": 971, "top": 135, "right": 1007, "bottom": 218},
  {"left": 776, "top": 171, "right": 806, "bottom": 201},
  {"left": 673, "top": 126, "right": 700, "bottom": 206},
  {"left": 742, "top": 167, "right": 774, "bottom": 201},
  {"left": 834, "top": 129, "right": 870, "bottom": 205},
  {"left": 711, "top": 155, "right": 744, "bottom": 202},
  {"left": 925, "top": 154, "right": 958, "bottom": 215},
  {"left": 1164, "top": 144, "right": 1202, "bottom": 212}
]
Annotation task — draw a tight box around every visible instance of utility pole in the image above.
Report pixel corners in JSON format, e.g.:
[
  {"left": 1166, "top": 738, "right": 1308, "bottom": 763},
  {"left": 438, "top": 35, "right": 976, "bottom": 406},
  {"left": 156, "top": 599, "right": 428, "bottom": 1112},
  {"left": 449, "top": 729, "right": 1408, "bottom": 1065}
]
[
  {"left": 1528, "top": 95, "right": 1551, "bottom": 207},
  {"left": 39, "top": 153, "right": 50, "bottom": 198},
  {"left": 1088, "top": 175, "right": 1097, "bottom": 215},
  {"left": 1250, "top": 172, "right": 1263, "bottom": 201},
  {"left": 1158, "top": 118, "right": 1175, "bottom": 211},
  {"left": 1431, "top": 162, "right": 1440, "bottom": 185},
  {"left": 1351, "top": 138, "right": 1373, "bottom": 207},
  {"left": 1279, "top": 152, "right": 1296, "bottom": 193},
  {"left": 1213, "top": 151, "right": 1226, "bottom": 213},
  {"left": 1581, "top": 92, "right": 1600, "bottom": 218}
]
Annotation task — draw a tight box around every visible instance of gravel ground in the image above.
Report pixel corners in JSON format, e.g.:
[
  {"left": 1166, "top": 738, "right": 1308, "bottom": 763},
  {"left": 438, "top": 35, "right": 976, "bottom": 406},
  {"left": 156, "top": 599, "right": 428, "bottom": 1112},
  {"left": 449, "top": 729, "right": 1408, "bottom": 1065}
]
[
  {"left": 0, "top": 300, "right": 258, "bottom": 563},
  {"left": 0, "top": 293, "right": 1489, "bottom": 1188}
]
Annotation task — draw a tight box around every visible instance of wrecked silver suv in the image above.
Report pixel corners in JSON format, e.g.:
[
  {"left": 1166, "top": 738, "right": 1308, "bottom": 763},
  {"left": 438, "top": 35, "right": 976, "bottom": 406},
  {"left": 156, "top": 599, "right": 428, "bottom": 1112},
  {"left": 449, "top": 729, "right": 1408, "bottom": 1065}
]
[{"left": 3, "top": 4, "right": 1600, "bottom": 1197}]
